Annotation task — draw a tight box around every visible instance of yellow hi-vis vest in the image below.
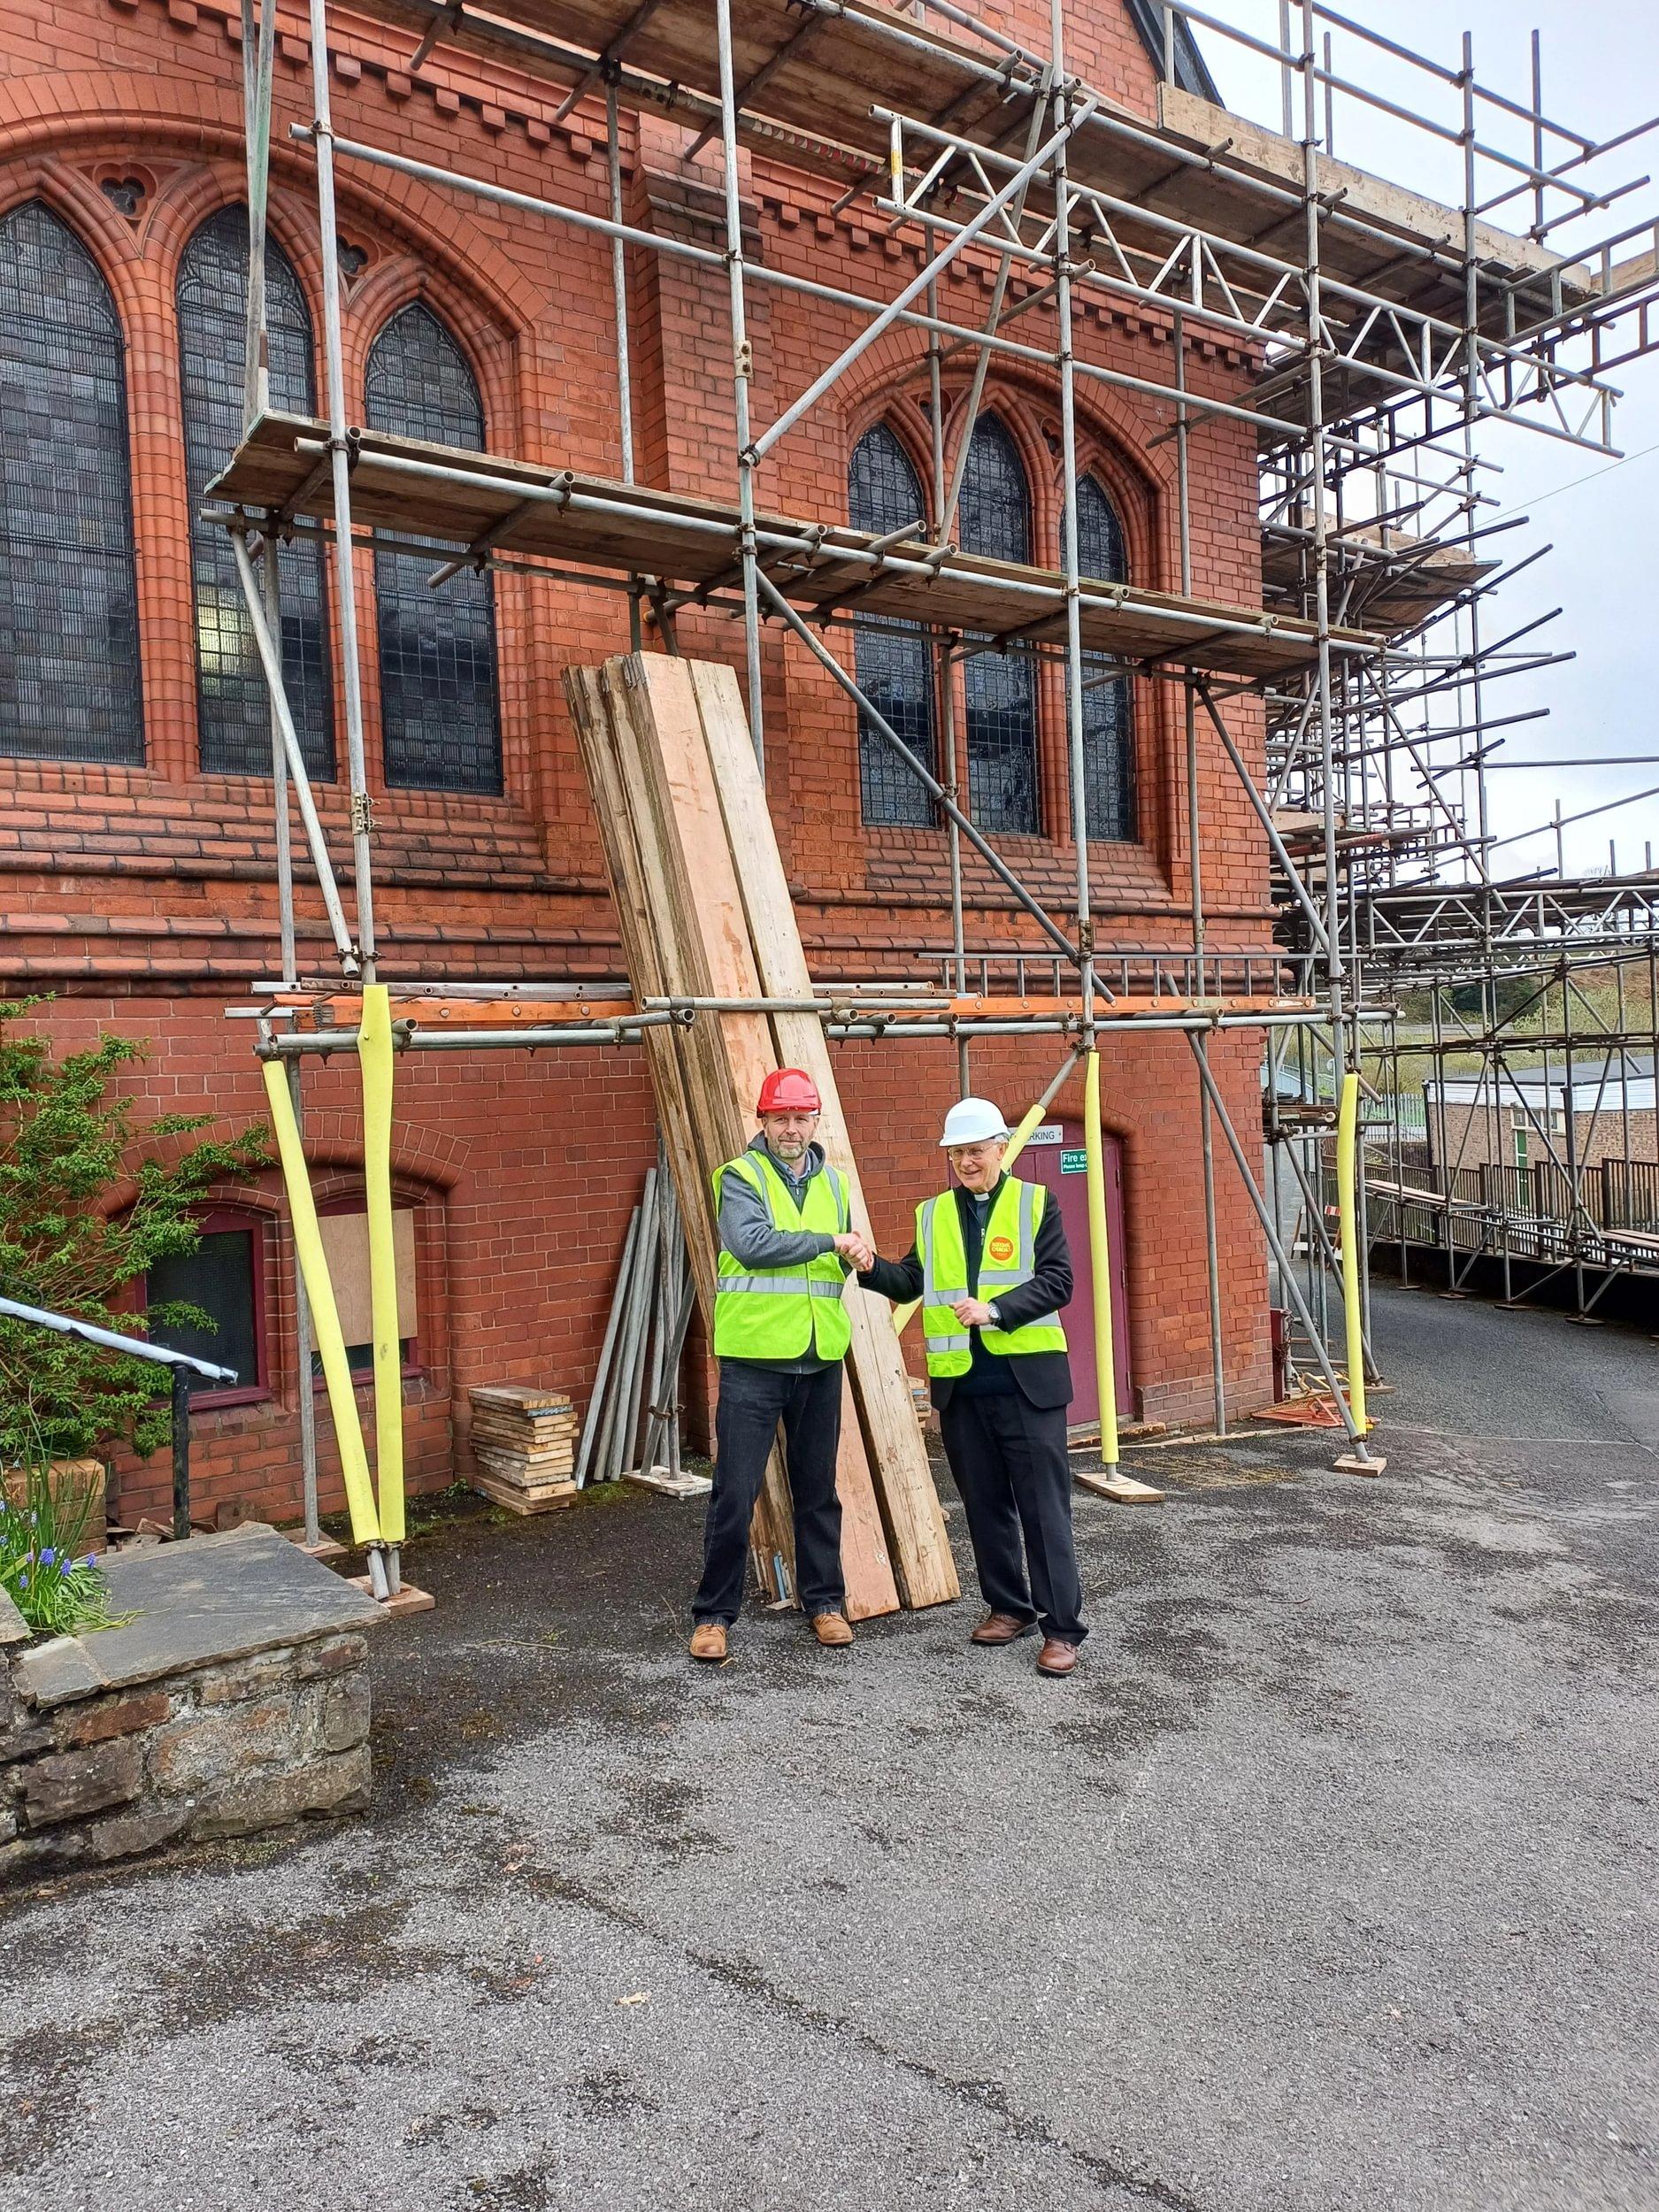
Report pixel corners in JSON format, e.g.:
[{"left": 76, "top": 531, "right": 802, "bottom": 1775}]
[
  {"left": 918, "top": 1175, "right": 1066, "bottom": 1378},
  {"left": 712, "top": 1149, "right": 853, "bottom": 1362}
]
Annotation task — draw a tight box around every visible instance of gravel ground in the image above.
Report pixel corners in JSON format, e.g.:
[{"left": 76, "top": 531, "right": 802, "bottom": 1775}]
[{"left": 3, "top": 1282, "right": 1656, "bottom": 2212}]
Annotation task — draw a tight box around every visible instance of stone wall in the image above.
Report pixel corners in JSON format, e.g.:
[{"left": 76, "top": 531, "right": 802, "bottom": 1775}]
[
  {"left": 1, "top": 1615, "right": 372, "bottom": 1882},
  {"left": 0, "top": 1526, "right": 386, "bottom": 1883}
]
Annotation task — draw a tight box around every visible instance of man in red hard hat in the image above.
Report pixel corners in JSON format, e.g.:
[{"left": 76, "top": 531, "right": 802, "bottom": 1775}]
[{"left": 688, "top": 1068, "right": 872, "bottom": 1663}]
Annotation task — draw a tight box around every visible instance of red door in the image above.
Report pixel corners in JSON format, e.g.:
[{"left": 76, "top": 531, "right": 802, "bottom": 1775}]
[{"left": 1018, "top": 1119, "right": 1133, "bottom": 1426}]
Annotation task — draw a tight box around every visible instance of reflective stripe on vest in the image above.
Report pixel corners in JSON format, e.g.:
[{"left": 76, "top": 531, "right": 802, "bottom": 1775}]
[
  {"left": 917, "top": 1175, "right": 1067, "bottom": 1379},
  {"left": 712, "top": 1149, "right": 852, "bottom": 1363}
]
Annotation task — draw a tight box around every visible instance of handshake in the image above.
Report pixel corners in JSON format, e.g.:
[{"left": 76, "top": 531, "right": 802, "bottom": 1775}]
[{"left": 833, "top": 1231, "right": 875, "bottom": 1272}]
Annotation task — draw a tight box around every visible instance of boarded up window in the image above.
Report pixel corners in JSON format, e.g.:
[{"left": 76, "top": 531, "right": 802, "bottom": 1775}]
[{"left": 316, "top": 1210, "right": 418, "bottom": 1360}]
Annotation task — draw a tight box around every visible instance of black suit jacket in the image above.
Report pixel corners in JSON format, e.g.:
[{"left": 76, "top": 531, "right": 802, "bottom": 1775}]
[{"left": 859, "top": 1174, "right": 1074, "bottom": 1410}]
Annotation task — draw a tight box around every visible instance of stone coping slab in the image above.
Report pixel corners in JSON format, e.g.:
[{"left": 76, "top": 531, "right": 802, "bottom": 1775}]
[{"left": 14, "top": 1525, "right": 384, "bottom": 1709}]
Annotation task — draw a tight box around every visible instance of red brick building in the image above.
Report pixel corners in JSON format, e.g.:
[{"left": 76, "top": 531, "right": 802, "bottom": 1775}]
[{"left": 1, "top": 0, "right": 1276, "bottom": 1527}]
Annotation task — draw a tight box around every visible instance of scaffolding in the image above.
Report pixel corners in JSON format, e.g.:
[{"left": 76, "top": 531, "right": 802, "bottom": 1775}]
[{"left": 214, "top": 0, "right": 1659, "bottom": 1588}]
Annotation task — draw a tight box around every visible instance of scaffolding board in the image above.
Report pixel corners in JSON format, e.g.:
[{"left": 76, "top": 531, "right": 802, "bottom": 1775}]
[{"left": 211, "top": 411, "right": 1369, "bottom": 679}]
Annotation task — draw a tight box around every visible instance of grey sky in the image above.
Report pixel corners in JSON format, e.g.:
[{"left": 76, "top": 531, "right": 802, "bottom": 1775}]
[{"left": 1191, "top": 0, "right": 1659, "bottom": 876}]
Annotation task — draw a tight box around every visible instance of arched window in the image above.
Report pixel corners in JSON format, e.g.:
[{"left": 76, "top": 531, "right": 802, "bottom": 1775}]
[
  {"left": 365, "top": 304, "right": 502, "bottom": 794},
  {"left": 848, "top": 423, "right": 934, "bottom": 826},
  {"left": 0, "top": 203, "right": 143, "bottom": 763},
  {"left": 177, "top": 207, "right": 334, "bottom": 777},
  {"left": 957, "top": 414, "right": 1037, "bottom": 833},
  {"left": 1073, "top": 474, "right": 1136, "bottom": 841}
]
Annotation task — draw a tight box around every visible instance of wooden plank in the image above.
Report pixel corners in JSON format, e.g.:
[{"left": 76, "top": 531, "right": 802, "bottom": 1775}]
[
  {"left": 569, "top": 660, "right": 899, "bottom": 1617},
  {"left": 619, "top": 657, "right": 900, "bottom": 1620},
  {"left": 684, "top": 657, "right": 958, "bottom": 1609},
  {"left": 472, "top": 1472, "right": 578, "bottom": 1516},
  {"left": 569, "top": 663, "right": 797, "bottom": 1585}
]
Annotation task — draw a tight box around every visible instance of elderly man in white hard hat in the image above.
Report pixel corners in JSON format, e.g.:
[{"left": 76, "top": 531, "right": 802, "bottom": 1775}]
[{"left": 857, "top": 1096, "right": 1086, "bottom": 1677}]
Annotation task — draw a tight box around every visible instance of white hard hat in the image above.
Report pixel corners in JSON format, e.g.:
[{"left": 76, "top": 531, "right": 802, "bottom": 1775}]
[{"left": 940, "top": 1096, "right": 1010, "bottom": 1148}]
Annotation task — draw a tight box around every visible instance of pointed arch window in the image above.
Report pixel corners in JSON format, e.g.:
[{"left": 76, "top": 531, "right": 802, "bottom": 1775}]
[
  {"left": 848, "top": 423, "right": 934, "bottom": 826},
  {"left": 1072, "top": 473, "right": 1136, "bottom": 842},
  {"left": 365, "top": 304, "right": 502, "bottom": 794},
  {"left": 957, "top": 415, "right": 1038, "bottom": 834},
  {"left": 178, "top": 206, "right": 334, "bottom": 777},
  {"left": 0, "top": 203, "right": 143, "bottom": 763}
]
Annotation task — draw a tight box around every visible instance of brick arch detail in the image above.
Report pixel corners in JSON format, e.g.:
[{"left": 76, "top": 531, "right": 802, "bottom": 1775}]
[
  {"left": 277, "top": 1124, "right": 470, "bottom": 1192},
  {"left": 0, "top": 75, "right": 549, "bottom": 342},
  {"left": 831, "top": 355, "right": 1175, "bottom": 859},
  {"left": 0, "top": 155, "right": 156, "bottom": 334},
  {"left": 350, "top": 274, "right": 512, "bottom": 453},
  {"left": 833, "top": 338, "right": 1172, "bottom": 588},
  {"left": 843, "top": 388, "right": 937, "bottom": 517}
]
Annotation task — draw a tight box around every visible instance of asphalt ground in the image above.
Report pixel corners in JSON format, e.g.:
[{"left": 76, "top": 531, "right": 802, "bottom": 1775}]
[{"left": 3, "top": 1281, "right": 1656, "bottom": 2212}]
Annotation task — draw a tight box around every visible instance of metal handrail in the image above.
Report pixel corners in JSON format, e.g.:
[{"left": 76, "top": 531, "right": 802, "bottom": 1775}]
[{"left": 0, "top": 1294, "right": 237, "bottom": 1541}]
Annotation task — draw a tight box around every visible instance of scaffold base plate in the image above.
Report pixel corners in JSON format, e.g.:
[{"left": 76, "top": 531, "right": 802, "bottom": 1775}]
[
  {"left": 1333, "top": 1453, "right": 1386, "bottom": 1477},
  {"left": 1074, "top": 1469, "right": 1165, "bottom": 1504},
  {"left": 284, "top": 1531, "right": 349, "bottom": 1563},
  {"left": 346, "top": 1575, "right": 436, "bottom": 1617}
]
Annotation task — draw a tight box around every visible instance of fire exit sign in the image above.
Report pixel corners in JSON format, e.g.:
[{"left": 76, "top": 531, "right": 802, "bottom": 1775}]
[{"left": 1060, "top": 1148, "right": 1088, "bottom": 1173}]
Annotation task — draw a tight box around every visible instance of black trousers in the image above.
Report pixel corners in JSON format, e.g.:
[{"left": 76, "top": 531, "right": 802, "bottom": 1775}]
[
  {"left": 693, "top": 1360, "right": 845, "bottom": 1624},
  {"left": 940, "top": 1390, "right": 1087, "bottom": 1644}
]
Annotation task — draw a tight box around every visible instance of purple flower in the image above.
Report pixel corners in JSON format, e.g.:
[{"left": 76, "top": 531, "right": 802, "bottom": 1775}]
[
  {"left": 18, "top": 1572, "right": 27, "bottom": 1589},
  {"left": 85, "top": 1553, "right": 96, "bottom": 1569},
  {"left": 39, "top": 1548, "right": 56, "bottom": 1567}
]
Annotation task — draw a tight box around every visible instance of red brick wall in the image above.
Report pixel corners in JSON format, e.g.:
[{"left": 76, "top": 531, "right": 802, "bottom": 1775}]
[{"left": 2, "top": 0, "right": 1275, "bottom": 1523}]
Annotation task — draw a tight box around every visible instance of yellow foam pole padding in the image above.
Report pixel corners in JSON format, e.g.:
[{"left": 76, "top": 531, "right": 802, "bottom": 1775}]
[
  {"left": 357, "top": 984, "right": 405, "bottom": 1545},
  {"left": 1336, "top": 1069, "right": 1369, "bottom": 1434},
  {"left": 1083, "top": 1049, "right": 1120, "bottom": 1466},
  {"left": 260, "top": 1056, "right": 381, "bottom": 1547},
  {"left": 1001, "top": 1099, "right": 1047, "bottom": 1173},
  {"left": 894, "top": 1096, "right": 1050, "bottom": 1340}
]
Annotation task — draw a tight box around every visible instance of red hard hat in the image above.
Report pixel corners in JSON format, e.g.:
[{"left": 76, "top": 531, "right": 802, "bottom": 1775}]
[{"left": 757, "top": 1067, "right": 821, "bottom": 1115}]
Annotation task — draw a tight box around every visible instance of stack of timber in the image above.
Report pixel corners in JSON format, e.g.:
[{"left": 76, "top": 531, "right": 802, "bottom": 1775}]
[
  {"left": 468, "top": 1386, "right": 578, "bottom": 1514},
  {"left": 565, "top": 652, "right": 959, "bottom": 1618},
  {"left": 575, "top": 1151, "right": 698, "bottom": 1494}
]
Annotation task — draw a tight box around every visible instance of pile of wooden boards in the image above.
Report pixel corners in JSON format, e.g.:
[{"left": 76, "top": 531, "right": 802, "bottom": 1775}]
[
  {"left": 574, "top": 1148, "right": 697, "bottom": 1494},
  {"left": 565, "top": 652, "right": 958, "bottom": 1619},
  {"left": 468, "top": 1385, "right": 578, "bottom": 1514}
]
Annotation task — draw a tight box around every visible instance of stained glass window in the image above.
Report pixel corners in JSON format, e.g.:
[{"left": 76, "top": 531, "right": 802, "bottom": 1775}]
[
  {"left": 957, "top": 415, "right": 1038, "bottom": 834},
  {"left": 365, "top": 304, "right": 502, "bottom": 794},
  {"left": 848, "top": 423, "right": 934, "bottom": 826},
  {"left": 0, "top": 204, "right": 143, "bottom": 763},
  {"left": 1073, "top": 474, "right": 1135, "bottom": 842},
  {"left": 178, "top": 206, "right": 334, "bottom": 776}
]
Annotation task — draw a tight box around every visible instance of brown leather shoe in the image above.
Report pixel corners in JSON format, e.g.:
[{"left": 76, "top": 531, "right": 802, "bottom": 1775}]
[
  {"left": 971, "top": 1610, "right": 1037, "bottom": 1646},
  {"left": 688, "top": 1622, "right": 728, "bottom": 1663},
  {"left": 810, "top": 1612, "right": 854, "bottom": 1647},
  {"left": 1036, "top": 1636, "right": 1079, "bottom": 1678}
]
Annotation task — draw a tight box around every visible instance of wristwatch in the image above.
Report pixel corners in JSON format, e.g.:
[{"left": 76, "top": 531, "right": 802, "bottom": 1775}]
[{"left": 986, "top": 1302, "right": 1002, "bottom": 1325}]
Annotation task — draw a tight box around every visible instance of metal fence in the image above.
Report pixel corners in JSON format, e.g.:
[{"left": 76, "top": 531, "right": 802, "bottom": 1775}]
[{"left": 1362, "top": 1147, "right": 1659, "bottom": 1290}]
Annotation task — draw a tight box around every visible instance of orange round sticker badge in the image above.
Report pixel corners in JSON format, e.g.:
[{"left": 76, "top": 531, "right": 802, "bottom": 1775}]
[{"left": 987, "top": 1235, "right": 1016, "bottom": 1263}]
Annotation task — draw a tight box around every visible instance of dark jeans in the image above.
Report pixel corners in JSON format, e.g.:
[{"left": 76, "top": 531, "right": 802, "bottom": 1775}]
[
  {"left": 940, "top": 1391, "right": 1087, "bottom": 1644},
  {"left": 692, "top": 1361, "right": 845, "bottom": 1624}
]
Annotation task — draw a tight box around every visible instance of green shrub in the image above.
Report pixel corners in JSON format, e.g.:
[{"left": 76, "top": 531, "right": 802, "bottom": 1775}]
[{"left": 0, "top": 997, "right": 270, "bottom": 1465}]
